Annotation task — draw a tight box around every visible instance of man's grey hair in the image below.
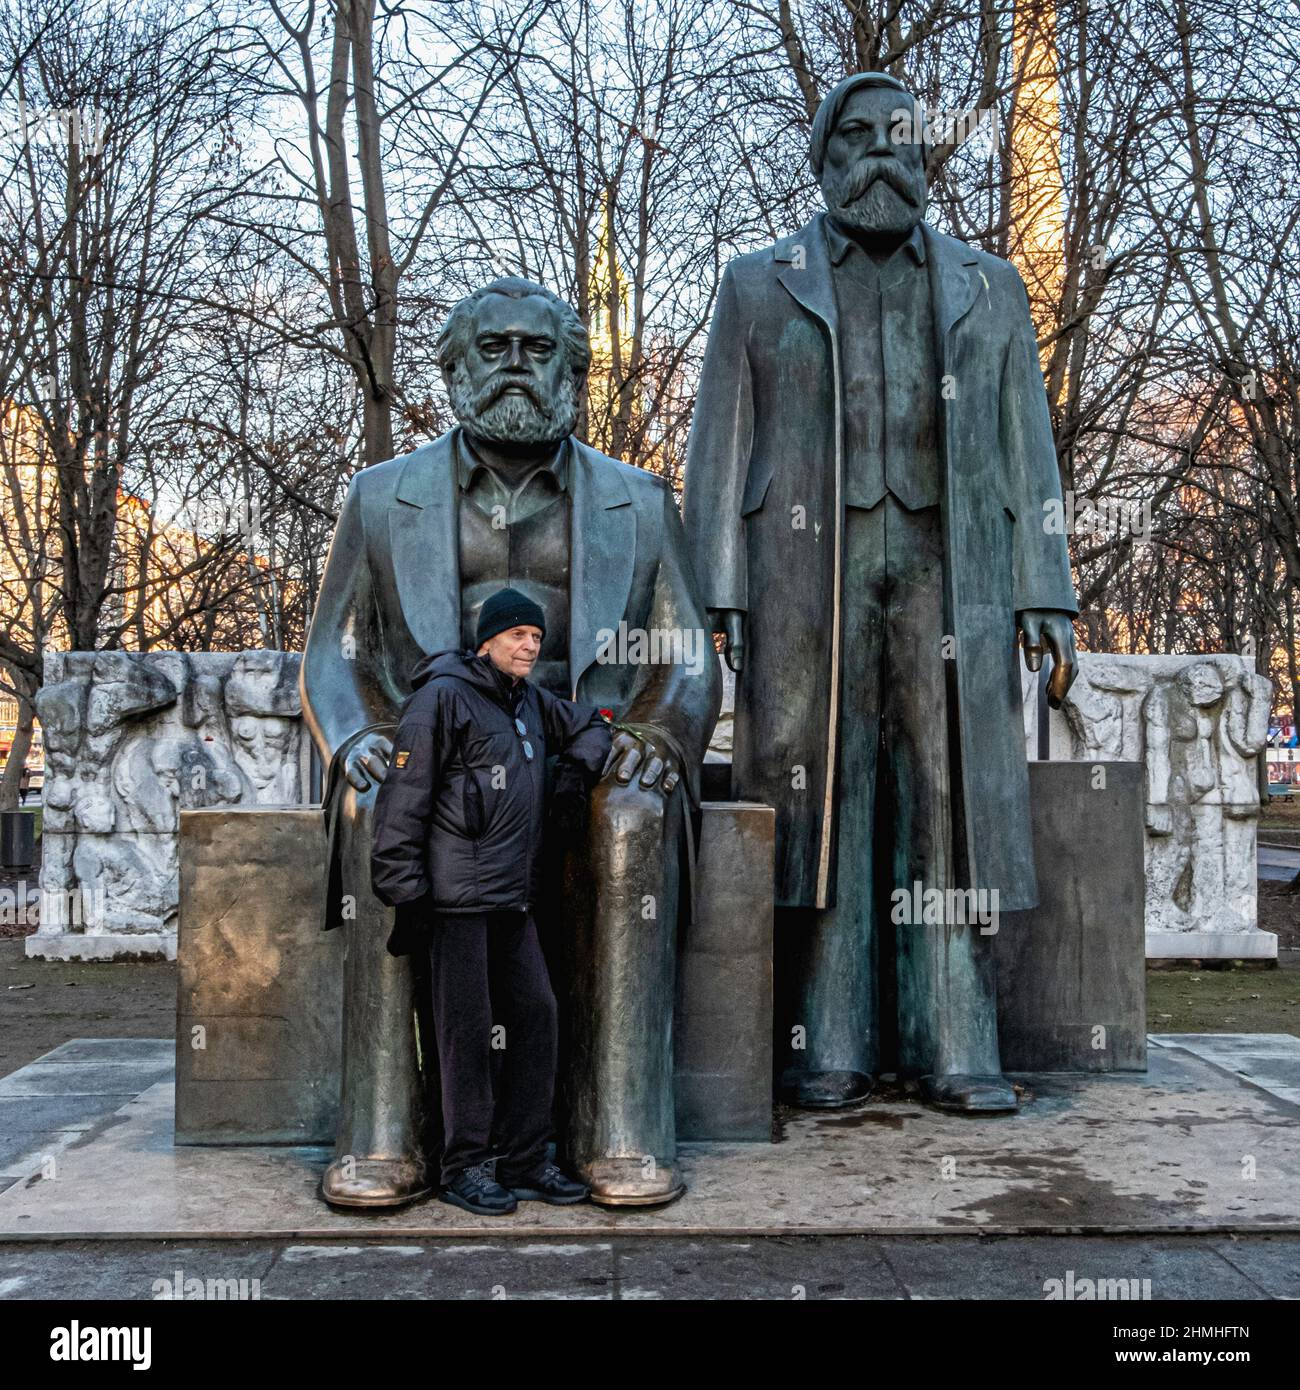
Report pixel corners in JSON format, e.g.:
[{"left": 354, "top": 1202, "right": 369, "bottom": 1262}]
[
  {"left": 809, "top": 71, "right": 931, "bottom": 179},
  {"left": 436, "top": 277, "right": 592, "bottom": 378}
]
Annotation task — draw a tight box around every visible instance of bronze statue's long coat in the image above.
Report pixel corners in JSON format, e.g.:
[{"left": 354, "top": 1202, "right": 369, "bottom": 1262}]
[{"left": 683, "top": 213, "right": 1077, "bottom": 912}]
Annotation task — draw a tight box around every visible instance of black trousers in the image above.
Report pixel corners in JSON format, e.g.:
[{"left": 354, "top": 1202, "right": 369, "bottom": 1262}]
[{"left": 426, "top": 910, "right": 558, "bottom": 1187}]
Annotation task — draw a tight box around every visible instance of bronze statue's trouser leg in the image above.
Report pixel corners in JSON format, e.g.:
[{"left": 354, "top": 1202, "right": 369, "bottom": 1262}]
[
  {"left": 884, "top": 501, "right": 1002, "bottom": 1083},
  {"left": 323, "top": 780, "right": 435, "bottom": 1207},
  {"left": 779, "top": 499, "right": 1003, "bottom": 1105},
  {"left": 775, "top": 500, "right": 883, "bottom": 1102},
  {"left": 561, "top": 777, "right": 684, "bottom": 1205}
]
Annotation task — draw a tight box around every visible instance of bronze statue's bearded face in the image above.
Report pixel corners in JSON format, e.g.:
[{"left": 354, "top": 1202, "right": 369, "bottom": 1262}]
[
  {"left": 444, "top": 291, "right": 581, "bottom": 446},
  {"left": 819, "top": 86, "right": 928, "bottom": 237}
]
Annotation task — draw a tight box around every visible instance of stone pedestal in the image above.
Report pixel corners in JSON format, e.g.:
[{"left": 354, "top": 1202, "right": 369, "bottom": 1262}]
[
  {"left": 700, "top": 758, "right": 1146, "bottom": 1074},
  {"left": 175, "top": 807, "right": 341, "bottom": 1144},
  {"left": 675, "top": 802, "right": 774, "bottom": 1141},
  {"left": 996, "top": 761, "right": 1147, "bottom": 1072},
  {"left": 1024, "top": 652, "right": 1274, "bottom": 962},
  {"left": 176, "top": 803, "right": 776, "bottom": 1146}
]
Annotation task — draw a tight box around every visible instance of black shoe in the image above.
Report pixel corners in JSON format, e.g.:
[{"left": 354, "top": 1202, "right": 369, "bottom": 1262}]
[
  {"left": 780, "top": 1068, "right": 875, "bottom": 1110},
  {"left": 439, "top": 1162, "right": 518, "bottom": 1215},
  {"left": 920, "top": 1073, "right": 1019, "bottom": 1114},
  {"left": 502, "top": 1160, "right": 590, "bottom": 1205}
]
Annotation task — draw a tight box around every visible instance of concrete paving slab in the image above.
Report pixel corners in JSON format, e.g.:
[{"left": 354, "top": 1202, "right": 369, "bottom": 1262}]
[
  {"left": 0, "top": 1234, "right": 1294, "bottom": 1299},
  {"left": 882, "top": 1234, "right": 1266, "bottom": 1300},
  {"left": 603, "top": 1237, "right": 904, "bottom": 1299},
  {"left": 0, "top": 1242, "right": 277, "bottom": 1300},
  {"left": 1151, "top": 1034, "right": 1300, "bottom": 1109},
  {"left": 1155, "top": 1033, "right": 1300, "bottom": 1057},
  {"left": 1207, "top": 1235, "right": 1300, "bottom": 1299},
  {"left": 1257, "top": 848, "right": 1299, "bottom": 882},
  {"left": 38, "top": 1040, "right": 173, "bottom": 1065},
  {"left": 0, "top": 1095, "right": 139, "bottom": 1133},
  {"left": 0, "top": 1132, "right": 67, "bottom": 1171},
  {"left": 0, "top": 1062, "right": 172, "bottom": 1098},
  {"left": 0, "top": 1040, "right": 1297, "bottom": 1239},
  {"left": 267, "top": 1240, "right": 621, "bottom": 1300}
]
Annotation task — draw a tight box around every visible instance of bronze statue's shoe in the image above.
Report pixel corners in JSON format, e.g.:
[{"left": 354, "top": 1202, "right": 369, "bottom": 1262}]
[
  {"left": 584, "top": 1158, "right": 685, "bottom": 1207},
  {"left": 320, "top": 1154, "right": 433, "bottom": 1209},
  {"left": 920, "top": 1074, "right": 1018, "bottom": 1114},
  {"left": 780, "top": 1068, "right": 874, "bottom": 1110}
]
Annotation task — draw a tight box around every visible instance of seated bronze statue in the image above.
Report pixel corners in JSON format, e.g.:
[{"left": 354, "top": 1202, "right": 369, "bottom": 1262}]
[{"left": 300, "top": 277, "right": 720, "bottom": 1208}]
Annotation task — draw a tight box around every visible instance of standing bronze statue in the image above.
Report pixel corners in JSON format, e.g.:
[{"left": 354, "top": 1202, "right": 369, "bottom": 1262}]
[
  {"left": 301, "top": 277, "right": 719, "bottom": 1207},
  {"left": 684, "top": 73, "right": 1078, "bottom": 1113}
]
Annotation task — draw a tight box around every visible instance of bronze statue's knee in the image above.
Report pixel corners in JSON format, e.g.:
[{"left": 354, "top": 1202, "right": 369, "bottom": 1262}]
[{"left": 588, "top": 780, "right": 667, "bottom": 844}]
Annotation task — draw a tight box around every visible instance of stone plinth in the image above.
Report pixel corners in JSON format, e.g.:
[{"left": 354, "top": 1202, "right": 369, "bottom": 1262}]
[
  {"left": 675, "top": 802, "right": 774, "bottom": 1141},
  {"left": 30, "top": 650, "right": 311, "bottom": 962},
  {"left": 996, "top": 761, "right": 1147, "bottom": 1072},
  {"left": 176, "top": 803, "right": 776, "bottom": 1146},
  {"left": 175, "top": 808, "right": 340, "bottom": 1144},
  {"left": 1023, "top": 653, "right": 1273, "bottom": 962},
  {"left": 691, "top": 761, "right": 1146, "bottom": 1073}
]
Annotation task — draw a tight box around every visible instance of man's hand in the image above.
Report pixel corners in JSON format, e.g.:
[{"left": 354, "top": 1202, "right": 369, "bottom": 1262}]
[
  {"left": 709, "top": 607, "right": 745, "bottom": 674},
  {"left": 344, "top": 733, "right": 393, "bottom": 790},
  {"left": 602, "top": 728, "right": 680, "bottom": 796},
  {"left": 1018, "top": 609, "right": 1078, "bottom": 710}
]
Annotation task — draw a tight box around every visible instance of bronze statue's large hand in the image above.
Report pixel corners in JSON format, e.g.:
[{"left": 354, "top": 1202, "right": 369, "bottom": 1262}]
[
  {"left": 344, "top": 733, "right": 393, "bottom": 790},
  {"left": 1018, "top": 609, "right": 1078, "bottom": 710},
  {"left": 602, "top": 728, "right": 680, "bottom": 796},
  {"left": 708, "top": 607, "right": 745, "bottom": 674}
]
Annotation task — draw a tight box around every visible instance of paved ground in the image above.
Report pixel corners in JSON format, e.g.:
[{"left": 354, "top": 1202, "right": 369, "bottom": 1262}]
[
  {"left": 3, "top": 1036, "right": 1299, "bottom": 1239},
  {"left": 1258, "top": 846, "right": 1300, "bottom": 883},
  {"left": 1, "top": 1232, "right": 1296, "bottom": 1300}
]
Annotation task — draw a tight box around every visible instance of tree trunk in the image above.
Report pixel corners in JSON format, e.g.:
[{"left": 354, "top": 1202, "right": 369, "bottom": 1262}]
[{"left": 0, "top": 694, "right": 36, "bottom": 813}]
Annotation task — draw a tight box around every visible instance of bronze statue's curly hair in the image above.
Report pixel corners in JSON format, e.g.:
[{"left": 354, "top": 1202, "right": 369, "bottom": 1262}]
[{"left": 436, "top": 277, "right": 591, "bottom": 379}]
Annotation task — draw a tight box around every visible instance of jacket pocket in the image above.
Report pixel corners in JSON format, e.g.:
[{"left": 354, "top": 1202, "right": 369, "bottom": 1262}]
[
  {"left": 462, "top": 771, "right": 487, "bottom": 840},
  {"left": 740, "top": 462, "right": 773, "bottom": 517}
]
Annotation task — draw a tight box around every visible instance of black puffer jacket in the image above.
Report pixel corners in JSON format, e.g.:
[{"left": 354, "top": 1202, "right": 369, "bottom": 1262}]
[{"left": 370, "top": 649, "right": 610, "bottom": 928}]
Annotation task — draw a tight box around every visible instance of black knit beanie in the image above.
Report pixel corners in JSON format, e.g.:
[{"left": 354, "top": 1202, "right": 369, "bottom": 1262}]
[{"left": 475, "top": 587, "right": 547, "bottom": 648}]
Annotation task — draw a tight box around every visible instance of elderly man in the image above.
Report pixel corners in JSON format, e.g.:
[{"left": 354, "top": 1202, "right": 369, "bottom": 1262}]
[
  {"left": 369, "top": 588, "right": 611, "bottom": 1215},
  {"left": 684, "top": 73, "right": 1078, "bottom": 1113},
  {"left": 302, "top": 277, "right": 719, "bottom": 1208}
]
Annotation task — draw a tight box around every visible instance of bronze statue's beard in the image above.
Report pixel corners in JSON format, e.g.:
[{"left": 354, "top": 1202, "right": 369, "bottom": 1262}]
[
  {"left": 451, "top": 374, "right": 579, "bottom": 446},
  {"left": 823, "top": 163, "right": 925, "bottom": 237}
]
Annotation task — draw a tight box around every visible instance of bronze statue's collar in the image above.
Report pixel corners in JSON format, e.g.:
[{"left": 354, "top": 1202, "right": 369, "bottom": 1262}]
[
  {"left": 823, "top": 217, "right": 926, "bottom": 267},
  {"left": 455, "top": 431, "right": 570, "bottom": 494},
  {"left": 773, "top": 214, "right": 982, "bottom": 340}
]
